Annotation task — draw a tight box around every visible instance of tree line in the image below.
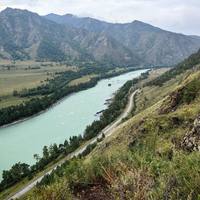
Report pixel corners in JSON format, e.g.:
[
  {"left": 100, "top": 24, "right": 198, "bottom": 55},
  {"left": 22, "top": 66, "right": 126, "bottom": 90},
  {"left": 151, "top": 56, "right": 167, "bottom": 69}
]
[
  {"left": 0, "top": 134, "right": 84, "bottom": 191},
  {"left": 0, "top": 69, "right": 150, "bottom": 192},
  {"left": 84, "top": 70, "right": 150, "bottom": 140},
  {"left": 0, "top": 77, "right": 99, "bottom": 126},
  {"left": 34, "top": 135, "right": 104, "bottom": 188},
  {"left": 15, "top": 62, "right": 136, "bottom": 98},
  {"left": 0, "top": 127, "right": 104, "bottom": 192},
  {"left": 1, "top": 66, "right": 147, "bottom": 127}
]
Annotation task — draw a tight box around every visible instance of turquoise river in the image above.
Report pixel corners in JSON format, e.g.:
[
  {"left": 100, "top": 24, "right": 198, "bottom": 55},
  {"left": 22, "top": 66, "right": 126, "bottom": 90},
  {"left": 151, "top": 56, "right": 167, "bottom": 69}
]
[{"left": 0, "top": 69, "right": 147, "bottom": 180}]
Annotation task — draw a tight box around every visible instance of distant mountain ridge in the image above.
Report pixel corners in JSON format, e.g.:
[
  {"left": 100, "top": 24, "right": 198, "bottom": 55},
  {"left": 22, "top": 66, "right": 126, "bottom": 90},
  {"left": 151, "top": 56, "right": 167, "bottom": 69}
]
[
  {"left": 0, "top": 8, "right": 142, "bottom": 66},
  {"left": 44, "top": 13, "right": 200, "bottom": 66}
]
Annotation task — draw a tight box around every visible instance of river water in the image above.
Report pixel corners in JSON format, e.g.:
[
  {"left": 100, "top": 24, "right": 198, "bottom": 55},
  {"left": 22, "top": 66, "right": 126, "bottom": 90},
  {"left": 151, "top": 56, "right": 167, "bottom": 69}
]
[{"left": 0, "top": 69, "right": 146, "bottom": 179}]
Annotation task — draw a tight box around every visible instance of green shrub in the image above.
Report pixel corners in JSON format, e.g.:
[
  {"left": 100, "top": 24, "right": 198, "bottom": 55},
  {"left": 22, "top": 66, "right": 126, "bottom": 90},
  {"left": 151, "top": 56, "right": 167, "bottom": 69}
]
[{"left": 184, "top": 78, "right": 199, "bottom": 104}]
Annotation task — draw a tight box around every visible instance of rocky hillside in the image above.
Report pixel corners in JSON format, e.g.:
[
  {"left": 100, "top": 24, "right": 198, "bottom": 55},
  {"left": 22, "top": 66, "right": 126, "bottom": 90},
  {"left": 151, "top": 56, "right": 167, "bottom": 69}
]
[
  {"left": 44, "top": 13, "right": 200, "bottom": 66},
  {"left": 0, "top": 8, "right": 142, "bottom": 66}
]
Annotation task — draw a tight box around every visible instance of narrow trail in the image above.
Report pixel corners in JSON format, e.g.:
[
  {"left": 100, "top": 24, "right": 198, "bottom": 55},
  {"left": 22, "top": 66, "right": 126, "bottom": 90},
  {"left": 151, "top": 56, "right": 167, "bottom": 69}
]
[{"left": 8, "top": 89, "right": 138, "bottom": 200}]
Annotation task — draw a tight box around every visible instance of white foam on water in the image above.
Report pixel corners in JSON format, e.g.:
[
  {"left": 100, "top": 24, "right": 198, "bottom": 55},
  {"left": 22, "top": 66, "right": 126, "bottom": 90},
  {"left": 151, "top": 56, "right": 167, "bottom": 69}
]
[{"left": 0, "top": 69, "right": 148, "bottom": 181}]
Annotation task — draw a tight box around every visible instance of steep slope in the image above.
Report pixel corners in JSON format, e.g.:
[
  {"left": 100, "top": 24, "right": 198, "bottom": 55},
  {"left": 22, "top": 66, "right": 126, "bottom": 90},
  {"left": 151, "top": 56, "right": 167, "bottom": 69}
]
[
  {"left": 24, "top": 48, "right": 200, "bottom": 199},
  {"left": 0, "top": 8, "right": 142, "bottom": 66},
  {"left": 44, "top": 13, "right": 200, "bottom": 66}
]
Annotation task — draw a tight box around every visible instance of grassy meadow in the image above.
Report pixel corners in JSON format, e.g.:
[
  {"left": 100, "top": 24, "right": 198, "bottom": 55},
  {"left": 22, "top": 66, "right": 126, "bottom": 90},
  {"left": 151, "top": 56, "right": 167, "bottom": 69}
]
[
  {"left": 0, "top": 60, "right": 80, "bottom": 108},
  {"left": 1, "top": 55, "right": 200, "bottom": 198},
  {"left": 129, "top": 68, "right": 189, "bottom": 116},
  {"left": 0, "top": 59, "right": 147, "bottom": 109},
  {"left": 0, "top": 66, "right": 166, "bottom": 200},
  {"left": 85, "top": 68, "right": 200, "bottom": 199}
]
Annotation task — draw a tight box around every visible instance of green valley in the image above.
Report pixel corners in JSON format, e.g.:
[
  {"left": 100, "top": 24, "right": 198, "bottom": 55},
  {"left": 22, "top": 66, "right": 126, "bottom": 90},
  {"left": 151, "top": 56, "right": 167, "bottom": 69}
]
[
  {"left": 8, "top": 48, "right": 200, "bottom": 200},
  {"left": 0, "top": 6, "right": 200, "bottom": 200}
]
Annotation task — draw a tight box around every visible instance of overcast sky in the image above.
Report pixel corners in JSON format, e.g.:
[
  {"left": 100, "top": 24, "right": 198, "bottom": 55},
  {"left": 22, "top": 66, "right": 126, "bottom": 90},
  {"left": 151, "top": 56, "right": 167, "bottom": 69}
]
[{"left": 0, "top": 0, "right": 200, "bottom": 36}]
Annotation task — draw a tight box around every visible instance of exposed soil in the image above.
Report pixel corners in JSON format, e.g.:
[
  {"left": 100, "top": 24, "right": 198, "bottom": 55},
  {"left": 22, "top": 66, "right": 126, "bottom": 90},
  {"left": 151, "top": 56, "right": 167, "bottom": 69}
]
[{"left": 74, "top": 184, "right": 115, "bottom": 200}]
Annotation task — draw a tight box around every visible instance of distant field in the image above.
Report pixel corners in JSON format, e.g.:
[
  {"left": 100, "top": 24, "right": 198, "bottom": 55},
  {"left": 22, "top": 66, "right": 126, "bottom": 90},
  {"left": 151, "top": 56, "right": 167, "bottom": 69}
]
[
  {"left": 0, "top": 60, "right": 77, "bottom": 108},
  {"left": 0, "top": 60, "right": 147, "bottom": 109},
  {"left": 68, "top": 74, "right": 97, "bottom": 86}
]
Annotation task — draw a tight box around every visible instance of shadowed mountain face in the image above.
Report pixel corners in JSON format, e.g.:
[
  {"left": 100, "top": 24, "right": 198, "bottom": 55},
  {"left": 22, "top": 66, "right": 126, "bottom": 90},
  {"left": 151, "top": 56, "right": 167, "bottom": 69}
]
[
  {"left": 44, "top": 13, "right": 200, "bottom": 66},
  {"left": 0, "top": 8, "right": 142, "bottom": 66}
]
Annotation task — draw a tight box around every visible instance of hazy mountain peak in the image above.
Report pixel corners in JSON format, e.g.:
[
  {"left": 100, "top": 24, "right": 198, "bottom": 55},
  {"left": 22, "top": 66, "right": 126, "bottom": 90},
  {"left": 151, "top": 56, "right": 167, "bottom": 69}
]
[
  {"left": 0, "top": 7, "right": 15, "bottom": 17},
  {"left": 0, "top": 7, "right": 39, "bottom": 18},
  {"left": 0, "top": 7, "right": 142, "bottom": 66},
  {"left": 0, "top": 7, "right": 200, "bottom": 67}
]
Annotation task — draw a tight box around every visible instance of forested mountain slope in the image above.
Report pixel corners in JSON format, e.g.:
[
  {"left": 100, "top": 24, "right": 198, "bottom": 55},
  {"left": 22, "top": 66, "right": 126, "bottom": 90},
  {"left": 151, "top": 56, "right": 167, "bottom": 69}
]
[
  {"left": 44, "top": 13, "right": 200, "bottom": 66},
  {"left": 0, "top": 8, "right": 142, "bottom": 66}
]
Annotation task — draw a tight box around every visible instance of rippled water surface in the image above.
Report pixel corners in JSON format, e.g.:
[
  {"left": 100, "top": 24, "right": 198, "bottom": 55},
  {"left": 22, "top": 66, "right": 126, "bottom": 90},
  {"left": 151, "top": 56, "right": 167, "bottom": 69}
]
[{"left": 0, "top": 69, "right": 147, "bottom": 179}]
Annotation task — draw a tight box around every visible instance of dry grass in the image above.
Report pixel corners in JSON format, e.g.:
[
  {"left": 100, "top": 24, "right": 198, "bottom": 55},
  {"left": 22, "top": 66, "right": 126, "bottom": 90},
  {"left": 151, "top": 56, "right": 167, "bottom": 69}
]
[
  {"left": 9, "top": 67, "right": 200, "bottom": 199},
  {"left": 0, "top": 60, "right": 78, "bottom": 108},
  {"left": 87, "top": 68, "right": 194, "bottom": 161},
  {"left": 133, "top": 68, "right": 190, "bottom": 115},
  {"left": 92, "top": 67, "right": 200, "bottom": 159},
  {"left": 68, "top": 74, "right": 97, "bottom": 86},
  {"left": 4, "top": 67, "right": 200, "bottom": 199}
]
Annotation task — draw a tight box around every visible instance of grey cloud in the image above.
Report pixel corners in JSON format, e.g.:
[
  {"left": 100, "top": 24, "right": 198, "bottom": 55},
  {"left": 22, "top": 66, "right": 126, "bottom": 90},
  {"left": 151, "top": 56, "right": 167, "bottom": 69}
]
[{"left": 0, "top": 0, "right": 200, "bottom": 35}]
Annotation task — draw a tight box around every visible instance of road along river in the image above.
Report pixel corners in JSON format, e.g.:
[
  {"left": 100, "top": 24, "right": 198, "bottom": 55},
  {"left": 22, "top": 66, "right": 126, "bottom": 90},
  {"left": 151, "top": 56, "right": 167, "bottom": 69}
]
[
  {"left": 9, "top": 88, "right": 139, "bottom": 200},
  {"left": 0, "top": 69, "right": 147, "bottom": 181}
]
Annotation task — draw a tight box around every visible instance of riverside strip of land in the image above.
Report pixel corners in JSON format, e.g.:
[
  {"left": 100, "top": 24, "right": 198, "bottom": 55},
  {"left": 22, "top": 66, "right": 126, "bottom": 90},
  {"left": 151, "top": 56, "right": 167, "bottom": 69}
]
[{"left": 8, "top": 89, "right": 138, "bottom": 200}]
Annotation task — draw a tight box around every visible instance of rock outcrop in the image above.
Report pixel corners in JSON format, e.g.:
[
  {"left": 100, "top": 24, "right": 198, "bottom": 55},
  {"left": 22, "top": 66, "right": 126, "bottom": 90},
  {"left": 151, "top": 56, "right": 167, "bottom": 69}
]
[
  {"left": 171, "top": 117, "right": 180, "bottom": 125},
  {"left": 181, "top": 112, "right": 200, "bottom": 152},
  {"left": 159, "top": 87, "right": 185, "bottom": 114}
]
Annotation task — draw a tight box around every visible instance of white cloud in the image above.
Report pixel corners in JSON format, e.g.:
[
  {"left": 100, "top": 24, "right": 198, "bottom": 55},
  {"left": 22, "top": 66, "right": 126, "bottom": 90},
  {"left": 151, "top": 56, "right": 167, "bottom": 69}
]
[{"left": 0, "top": 0, "right": 200, "bottom": 35}]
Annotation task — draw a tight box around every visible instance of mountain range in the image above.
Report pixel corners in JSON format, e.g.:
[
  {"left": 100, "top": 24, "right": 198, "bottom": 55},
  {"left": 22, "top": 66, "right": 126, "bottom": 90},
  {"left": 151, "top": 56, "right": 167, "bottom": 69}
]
[
  {"left": 0, "top": 7, "right": 140, "bottom": 66},
  {"left": 44, "top": 13, "right": 200, "bottom": 66},
  {"left": 1, "top": 7, "right": 200, "bottom": 199},
  {"left": 0, "top": 7, "right": 200, "bottom": 67}
]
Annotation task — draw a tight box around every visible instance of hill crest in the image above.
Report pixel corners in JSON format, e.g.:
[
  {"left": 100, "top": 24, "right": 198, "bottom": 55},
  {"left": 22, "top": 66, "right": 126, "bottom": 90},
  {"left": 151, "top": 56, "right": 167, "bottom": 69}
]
[
  {"left": 44, "top": 13, "right": 200, "bottom": 66},
  {"left": 0, "top": 7, "right": 142, "bottom": 66}
]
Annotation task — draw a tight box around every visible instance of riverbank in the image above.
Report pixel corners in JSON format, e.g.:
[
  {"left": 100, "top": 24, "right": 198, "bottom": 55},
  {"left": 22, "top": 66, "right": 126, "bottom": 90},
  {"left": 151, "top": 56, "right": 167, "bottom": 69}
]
[
  {"left": 0, "top": 92, "right": 75, "bottom": 129},
  {"left": 95, "top": 90, "right": 118, "bottom": 116},
  {"left": 0, "top": 68, "right": 149, "bottom": 129},
  {"left": 7, "top": 88, "right": 139, "bottom": 200},
  {"left": 0, "top": 69, "right": 148, "bottom": 188},
  {"left": 0, "top": 85, "right": 117, "bottom": 129}
]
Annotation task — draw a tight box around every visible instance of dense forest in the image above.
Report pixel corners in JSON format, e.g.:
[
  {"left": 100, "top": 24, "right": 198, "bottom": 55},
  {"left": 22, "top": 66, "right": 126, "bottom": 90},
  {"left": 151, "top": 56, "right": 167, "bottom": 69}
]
[{"left": 37, "top": 40, "right": 67, "bottom": 62}]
